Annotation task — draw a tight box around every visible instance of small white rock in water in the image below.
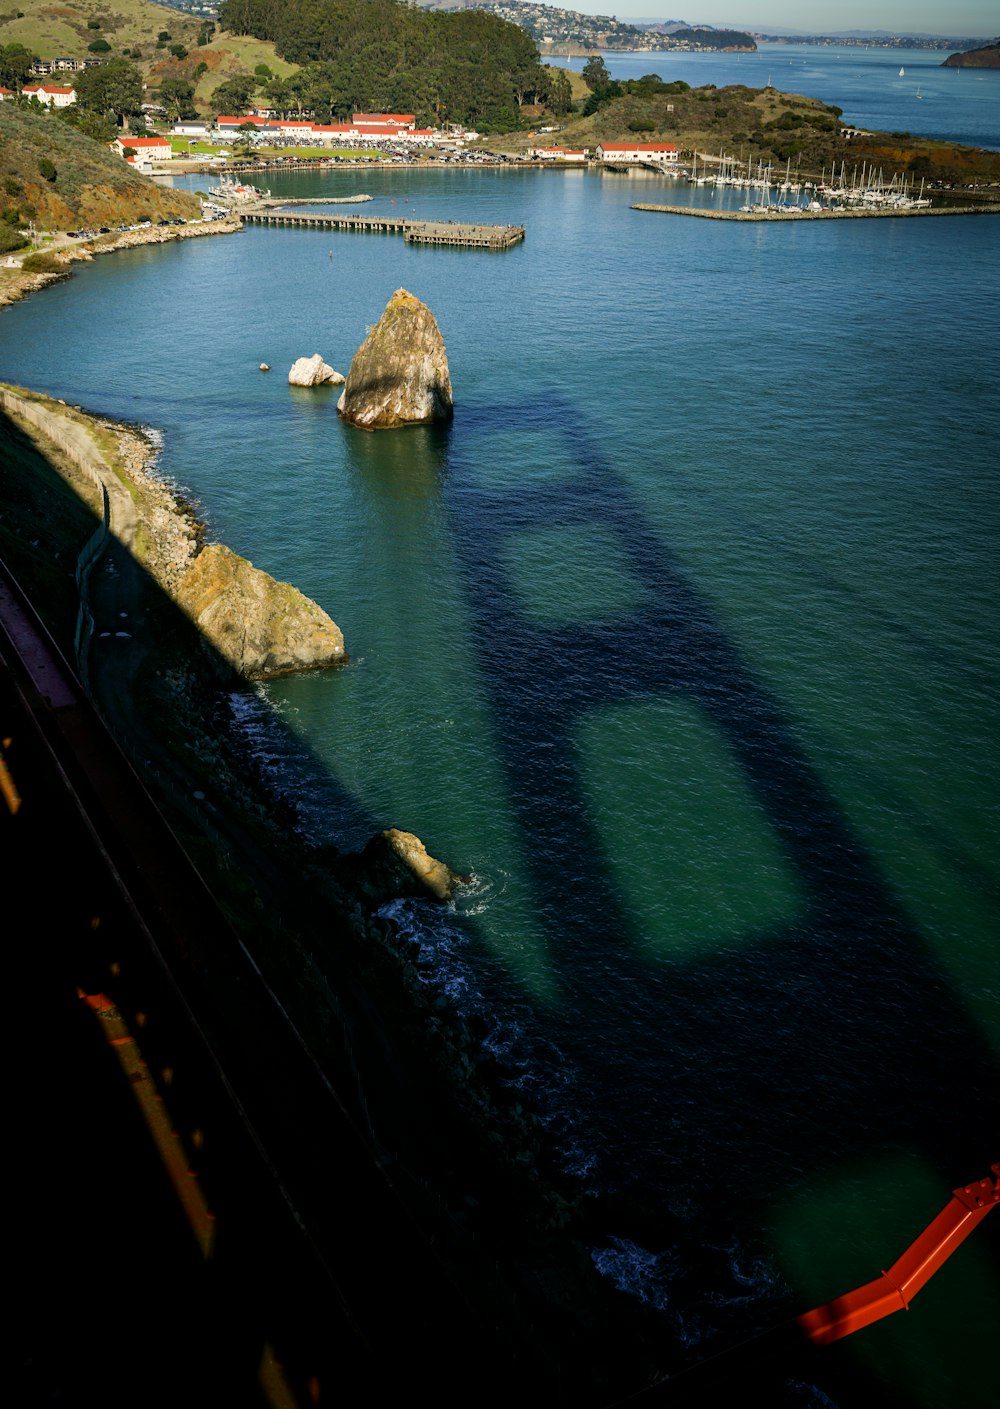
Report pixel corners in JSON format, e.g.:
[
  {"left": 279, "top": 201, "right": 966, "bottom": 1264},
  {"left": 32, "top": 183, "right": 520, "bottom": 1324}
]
[
  {"left": 259, "top": 362, "right": 270, "bottom": 372},
  {"left": 288, "top": 353, "right": 345, "bottom": 388}
]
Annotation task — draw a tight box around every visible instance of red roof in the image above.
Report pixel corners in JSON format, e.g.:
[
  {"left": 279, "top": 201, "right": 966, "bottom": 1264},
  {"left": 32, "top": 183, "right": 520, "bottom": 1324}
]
[
  {"left": 119, "top": 136, "right": 170, "bottom": 147},
  {"left": 217, "top": 114, "right": 267, "bottom": 125},
  {"left": 352, "top": 113, "right": 415, "bottom": 126},
  {"left": 24, "top": 83, "right": 74, "bottom": 95},
  {"left": 599, "top": 142, "right": 679, "bottom": 153}
]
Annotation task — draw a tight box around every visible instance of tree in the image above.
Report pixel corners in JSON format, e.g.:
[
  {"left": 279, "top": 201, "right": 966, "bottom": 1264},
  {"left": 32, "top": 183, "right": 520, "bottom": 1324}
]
[
  {"left": 57, "top": 104, "right": 117, "bottom": 142},
  {"left": 158, "top": 77, "right": 197, "bottom": 120},
  {"left": 0, "top": 41, "right": 37, "bottom": 88},
  {"left": 88, "top": 39, "right": 112, "bottom": 54},
  {"left": 169, "top": 44, "right": 188, "bottom": 61},
  {"left": 38, "top": 157, "right": 57, "bottom": 182},
  {"left": 211, "top": 74, "right": 257, "bottom": 115},
  {"left": 234, "top": 121, "right": 258, "bottom": 159},
  {"left": 543, "top": 66, "right": 572, "bottom": 117},
  {"left": 582, "top": 55, "right": 610, "bottom": 91},
  {"left": 75, "top": 58, "right": 144, "bottom": 126}
]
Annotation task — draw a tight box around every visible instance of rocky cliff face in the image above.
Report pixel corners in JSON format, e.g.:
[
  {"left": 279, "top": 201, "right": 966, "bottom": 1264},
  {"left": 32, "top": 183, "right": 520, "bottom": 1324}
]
[
  {"left": 337, "top": 288, "right": 453, "bottom": 430},
  {"left": 176, "top": 543, "right": 346, "bottom": 679}
]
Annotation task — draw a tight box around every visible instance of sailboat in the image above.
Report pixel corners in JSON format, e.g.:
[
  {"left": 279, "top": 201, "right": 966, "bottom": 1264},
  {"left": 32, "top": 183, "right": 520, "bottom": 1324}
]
[{"left": 899, "top": 66, "right": 905, "bottom": 77}]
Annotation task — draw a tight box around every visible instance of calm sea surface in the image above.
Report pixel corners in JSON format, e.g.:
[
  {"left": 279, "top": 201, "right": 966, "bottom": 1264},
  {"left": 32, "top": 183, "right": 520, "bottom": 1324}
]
[{"left": 2, "top": 68, "right": 998, "bottom": 1404}]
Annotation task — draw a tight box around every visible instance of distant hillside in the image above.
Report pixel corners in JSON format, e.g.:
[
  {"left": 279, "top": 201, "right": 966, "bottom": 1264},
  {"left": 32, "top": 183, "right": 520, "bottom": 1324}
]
[
  {"left": 531, "top": 80, "right": 1000, "bottom": 185},
  {"left": 0, "top": 0, "right": 297, "bottom": 109},
  {"left": 0, "top": 103, "right": 200, "bottom": 229},
  {"left": 0, "top": 0, "right": 204, "bottom": 65},
  {"left": 421, "top": 3, "right": 756, "bottom": 54},
  {"left": 942, "top": 41, "right": 1000, "bottom": 68}
]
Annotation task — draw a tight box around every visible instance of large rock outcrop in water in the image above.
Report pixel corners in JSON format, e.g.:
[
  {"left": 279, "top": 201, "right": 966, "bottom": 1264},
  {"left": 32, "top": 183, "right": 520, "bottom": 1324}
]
[
  {"left": 337, "top": 288, "right": 453, "bottom": 429},
  {"left": 176, "top": 543, "right": 346, "bottom": 679}
]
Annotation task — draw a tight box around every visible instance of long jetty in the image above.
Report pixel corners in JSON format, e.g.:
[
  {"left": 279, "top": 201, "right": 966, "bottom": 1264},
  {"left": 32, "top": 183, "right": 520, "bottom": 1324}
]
[
  {"left": 239, "top": 208, "right": 525, "bottom": 249},
  {"left": 631, "top": 202, "right": 1000, "bottom": 222}
]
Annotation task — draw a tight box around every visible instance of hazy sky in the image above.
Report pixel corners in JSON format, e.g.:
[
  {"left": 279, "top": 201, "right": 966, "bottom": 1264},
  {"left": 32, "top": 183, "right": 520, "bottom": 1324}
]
[{"left": 594, "top": 5, "right": 998, "bottom": 36}]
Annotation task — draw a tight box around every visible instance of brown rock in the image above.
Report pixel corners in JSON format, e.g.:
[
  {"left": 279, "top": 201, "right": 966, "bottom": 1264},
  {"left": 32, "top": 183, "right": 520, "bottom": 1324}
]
[
  {"left": 353, "top": 829, "right": 465, "bottom": 904},
  {"left": 337, "top": 288, "right": 453, "bottom": 429},
  {"left": 176, "top": 543, "right": 346, "bottom": 679}
]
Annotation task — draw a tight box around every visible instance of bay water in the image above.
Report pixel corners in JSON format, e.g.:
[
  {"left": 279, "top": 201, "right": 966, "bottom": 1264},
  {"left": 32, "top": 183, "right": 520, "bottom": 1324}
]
[{"left": 1, "top": 88, "right": 998, "bottom": 1406}]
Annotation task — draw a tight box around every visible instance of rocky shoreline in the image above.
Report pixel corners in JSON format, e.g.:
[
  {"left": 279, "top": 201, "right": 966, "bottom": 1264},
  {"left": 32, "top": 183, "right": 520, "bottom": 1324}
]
[
  {"left": 0, "top": 218, "right": 240, "bottom": 309},
  {"left": 0, "top": 371, "right": 670, "bottom": 1401}
]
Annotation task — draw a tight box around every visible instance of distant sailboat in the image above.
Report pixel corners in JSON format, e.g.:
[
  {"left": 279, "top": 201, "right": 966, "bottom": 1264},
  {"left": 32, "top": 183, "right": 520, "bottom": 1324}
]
[{"left": 899, "top": 66, "right": 905, "bottom": 77}]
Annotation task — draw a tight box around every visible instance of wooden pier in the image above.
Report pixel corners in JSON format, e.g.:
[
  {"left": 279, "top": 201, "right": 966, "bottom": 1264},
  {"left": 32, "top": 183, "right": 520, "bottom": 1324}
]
[{"left": 239, "top": 209, "right": 524, "bottom": 249}]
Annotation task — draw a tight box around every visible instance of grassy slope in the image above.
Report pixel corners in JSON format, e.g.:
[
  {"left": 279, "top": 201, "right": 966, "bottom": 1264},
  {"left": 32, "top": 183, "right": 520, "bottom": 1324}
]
[
  {"left": 0, "top": 1, "right": 296, "bottom": 111},
  {"left": 0, "top": 102, "right": 201, "bottom": 227},
  {"left": 0, "top": 0, "right": 203, "bottom": 61}
]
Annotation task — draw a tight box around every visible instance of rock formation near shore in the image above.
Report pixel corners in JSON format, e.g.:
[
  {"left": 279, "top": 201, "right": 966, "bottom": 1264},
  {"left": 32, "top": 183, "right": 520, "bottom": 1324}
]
[
  {"left": 337, "top": 288, "right": 453, "bottom": 429},
  {"left": 176, "top": 543, "right": 346, "bottom": 679},
  {"left": 288, "top": 353, "right": 345, "bottom": 387},
  {"left": 351, "top": 828, "right": 465, "bottom": 904}
]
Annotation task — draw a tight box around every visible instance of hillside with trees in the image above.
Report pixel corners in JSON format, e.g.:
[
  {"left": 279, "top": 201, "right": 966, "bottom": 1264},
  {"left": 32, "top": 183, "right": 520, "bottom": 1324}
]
[{"left": 217, "top": 0, "right": 554, "bottom": 129}]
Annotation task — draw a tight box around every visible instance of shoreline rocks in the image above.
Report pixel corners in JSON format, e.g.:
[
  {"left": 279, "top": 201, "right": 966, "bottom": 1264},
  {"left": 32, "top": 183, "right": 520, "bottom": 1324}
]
[
  {"left": 338, "top": 288, "right": 453, "bottom": 430},
  {"left": 175, "top": 542, "right": 346, "bottom": 680},
  {"left": 350, "top": 828, "right": 467, "bottom": 904}
]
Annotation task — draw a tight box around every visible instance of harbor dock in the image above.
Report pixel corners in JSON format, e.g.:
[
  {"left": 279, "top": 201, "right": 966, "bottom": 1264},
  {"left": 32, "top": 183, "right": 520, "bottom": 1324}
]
[{"left": 239, "top": 209, "right": 525, "bottom": 248}]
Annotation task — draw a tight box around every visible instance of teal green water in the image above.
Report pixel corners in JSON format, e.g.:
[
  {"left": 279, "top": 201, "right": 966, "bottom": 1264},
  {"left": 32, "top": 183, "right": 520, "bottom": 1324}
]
[{"left": 2, "top": 154, "right": 997, "bottom": 1404}]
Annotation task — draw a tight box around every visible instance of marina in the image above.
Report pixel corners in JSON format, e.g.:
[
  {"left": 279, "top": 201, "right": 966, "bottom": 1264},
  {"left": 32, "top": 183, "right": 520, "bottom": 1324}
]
[{"left": 631, "top": 200, "right": 997, "bottom": 221}]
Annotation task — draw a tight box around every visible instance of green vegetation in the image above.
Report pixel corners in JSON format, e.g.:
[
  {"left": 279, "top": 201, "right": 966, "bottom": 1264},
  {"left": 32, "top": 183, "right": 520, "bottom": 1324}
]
[
  {"left": 0, "top": 223, "right": 29, "bottom": 253},
  {"left": 218, "top": 0, "right": 553, "bottom": 130},
  {"left": 0, "top": 0, "right": 204, "bottom": 71},
  {"left": 0, "top": 101, "right": 200, "bottom": 231},
  {"left": 0, "top": 41, "right": 36, "bottom": 88},
  {"left": 75, "top": 57, "right": 144, "bottom": 126},
  {"left": 20, "top": 249, "right": 63, "bottom": 272}
]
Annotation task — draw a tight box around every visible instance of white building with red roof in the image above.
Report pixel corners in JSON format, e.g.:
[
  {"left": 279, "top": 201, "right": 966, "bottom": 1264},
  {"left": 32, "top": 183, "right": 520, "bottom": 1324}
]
[
  {"left": 595, "top": 142, "right": 679, "bottom": 164},
  {"left": 114, "top": 135, "right": 172, "bottom": 164},
  {"left": 528, "top": 147, "right": 587, "bottom": 162},
  {"left": 22, "top": 83, "right": 76, "bottom": 108},
  {"left": 352, "top": 113, "right": 416, "bottom": 130}
]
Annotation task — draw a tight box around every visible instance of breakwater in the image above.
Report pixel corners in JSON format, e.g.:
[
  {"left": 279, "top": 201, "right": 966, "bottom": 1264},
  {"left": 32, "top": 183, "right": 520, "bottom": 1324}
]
[{"left": 631, "top": 202, "right": 1000, "bottom": 221}]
